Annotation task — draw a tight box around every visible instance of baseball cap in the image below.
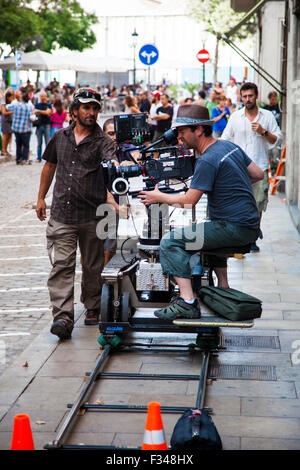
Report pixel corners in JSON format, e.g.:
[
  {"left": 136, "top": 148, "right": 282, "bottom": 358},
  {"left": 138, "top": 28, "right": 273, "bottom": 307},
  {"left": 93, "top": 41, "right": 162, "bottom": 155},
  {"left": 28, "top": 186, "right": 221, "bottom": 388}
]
[{"left": 73, "top": 87, "right": 102, "bottom": 106}]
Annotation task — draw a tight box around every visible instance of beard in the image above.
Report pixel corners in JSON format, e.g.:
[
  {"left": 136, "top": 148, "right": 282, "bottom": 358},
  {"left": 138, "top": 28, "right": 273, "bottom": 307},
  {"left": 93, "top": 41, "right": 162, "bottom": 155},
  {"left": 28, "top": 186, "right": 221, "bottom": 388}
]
[{"left": 77, "top": 113, "right": 96, "bottom": 128}]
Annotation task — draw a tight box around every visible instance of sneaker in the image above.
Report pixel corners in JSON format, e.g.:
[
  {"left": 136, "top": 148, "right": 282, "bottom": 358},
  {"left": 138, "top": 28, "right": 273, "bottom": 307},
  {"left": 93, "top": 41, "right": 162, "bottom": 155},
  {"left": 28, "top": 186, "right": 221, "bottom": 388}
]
[
  {"left": 50, "top": 319, "right": 72, "bottom": 340},
  {"left": 84, "top": 308, "right": 100, "bottom": 325},
  {"left": 250, "top": 242, "right": 260, "bottom": 252},
  {"left": 154, "top": 297, "right": 201, "bottom": 320}
]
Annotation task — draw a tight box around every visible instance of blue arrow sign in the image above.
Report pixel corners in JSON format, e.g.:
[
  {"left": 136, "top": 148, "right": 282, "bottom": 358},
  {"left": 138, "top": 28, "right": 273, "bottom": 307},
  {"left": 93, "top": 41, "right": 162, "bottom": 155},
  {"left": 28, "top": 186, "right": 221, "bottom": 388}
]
[{"left": 139, "top": 44, "right": 159, "bottom": 66}]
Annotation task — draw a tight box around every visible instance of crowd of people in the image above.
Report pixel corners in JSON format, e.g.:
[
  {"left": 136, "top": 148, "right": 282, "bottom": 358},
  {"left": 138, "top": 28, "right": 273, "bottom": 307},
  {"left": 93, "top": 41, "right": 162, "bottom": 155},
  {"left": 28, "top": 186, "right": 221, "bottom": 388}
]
[{"left": 0, "top": 76, "right": 282, "bottom": 164}]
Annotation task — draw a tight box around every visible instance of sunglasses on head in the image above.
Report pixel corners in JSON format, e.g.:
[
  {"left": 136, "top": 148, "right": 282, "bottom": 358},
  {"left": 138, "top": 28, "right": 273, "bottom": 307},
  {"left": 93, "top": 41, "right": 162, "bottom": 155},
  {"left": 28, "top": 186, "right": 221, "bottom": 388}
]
[{"left": 75, "top": 89, "right": 101, "bottom": 102}]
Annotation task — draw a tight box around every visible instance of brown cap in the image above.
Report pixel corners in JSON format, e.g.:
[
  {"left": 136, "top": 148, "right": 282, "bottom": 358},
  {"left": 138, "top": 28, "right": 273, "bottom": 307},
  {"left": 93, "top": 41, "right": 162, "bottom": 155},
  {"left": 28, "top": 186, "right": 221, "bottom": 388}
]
[{"left": 173, "top": 104, "right": 213, "bottom": 128}]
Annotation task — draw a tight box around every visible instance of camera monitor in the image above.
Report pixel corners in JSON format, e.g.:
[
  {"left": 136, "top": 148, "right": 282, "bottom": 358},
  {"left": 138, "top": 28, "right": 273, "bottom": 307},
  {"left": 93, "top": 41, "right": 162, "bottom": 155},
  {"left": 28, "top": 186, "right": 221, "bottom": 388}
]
[{"left": 114, "top": 113, "right": 151, "bottom": 145}]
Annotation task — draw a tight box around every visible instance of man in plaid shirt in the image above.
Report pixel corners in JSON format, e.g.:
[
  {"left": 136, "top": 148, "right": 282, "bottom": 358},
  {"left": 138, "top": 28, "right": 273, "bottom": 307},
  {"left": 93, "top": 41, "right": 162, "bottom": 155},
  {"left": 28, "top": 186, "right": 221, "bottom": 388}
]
[{"left": 6, "top": 90, "right": 34, "bottom": 164}]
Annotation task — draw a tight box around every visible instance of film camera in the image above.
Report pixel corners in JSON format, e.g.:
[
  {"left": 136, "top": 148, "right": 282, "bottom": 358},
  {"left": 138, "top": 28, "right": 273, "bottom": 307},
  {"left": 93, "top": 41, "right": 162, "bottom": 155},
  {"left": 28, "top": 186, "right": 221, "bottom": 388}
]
[
  {"left": 99, "top": 113, "right": 196, "bottom": 327},
  {"left": 103, "top": 113, "right": 195, "bottom": 196}
]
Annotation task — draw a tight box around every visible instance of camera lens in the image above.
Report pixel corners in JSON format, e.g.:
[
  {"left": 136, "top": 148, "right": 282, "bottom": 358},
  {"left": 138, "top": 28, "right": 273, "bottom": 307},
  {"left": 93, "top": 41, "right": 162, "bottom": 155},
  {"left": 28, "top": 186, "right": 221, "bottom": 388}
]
[{"left": 112, "top": 178, "right": 129, "bottom": 195}]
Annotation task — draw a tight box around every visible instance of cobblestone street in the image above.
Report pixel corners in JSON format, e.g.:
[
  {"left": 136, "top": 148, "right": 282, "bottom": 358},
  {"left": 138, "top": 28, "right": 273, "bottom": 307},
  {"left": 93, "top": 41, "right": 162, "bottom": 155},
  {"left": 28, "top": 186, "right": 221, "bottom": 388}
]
[{"left": 0, "top": 158, "right": 81, "bottom": 375}]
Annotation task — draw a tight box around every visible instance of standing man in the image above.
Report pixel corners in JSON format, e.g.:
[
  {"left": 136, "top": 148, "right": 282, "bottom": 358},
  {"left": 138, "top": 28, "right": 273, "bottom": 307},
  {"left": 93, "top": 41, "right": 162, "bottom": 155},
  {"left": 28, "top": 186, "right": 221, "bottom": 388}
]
[
  {"left": 6, "top": 90, "right": 34, "bottom": 164},
  {"left": 222, "top": 82, "right": 282, "bottom": 251},
  {"left": 139, "top": 91, "right": 151, "bottom": 113},
  {"left": 34, "top": 91, "right": 52, "bottom": 162},
  {"left": 138, "top": 105, "right": 263, "bottom": 319},
  {"left": 226, "top": 77, "right": 240, "bottom": 109},
  {"left": 152, "top": 93, "right": 173, "bottom": 142},
  {"left": 36, "top": 88, "right": 119, "bottom": 339}
]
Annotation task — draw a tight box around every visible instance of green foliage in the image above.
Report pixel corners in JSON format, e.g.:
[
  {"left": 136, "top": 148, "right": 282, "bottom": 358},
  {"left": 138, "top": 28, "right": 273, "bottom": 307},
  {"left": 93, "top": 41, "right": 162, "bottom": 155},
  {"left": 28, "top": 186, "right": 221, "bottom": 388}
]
[
  {"left": 0, "top": 0, "right": 98, "bottom": 58},
  {"left": 187, "top": 0, "right": 257, "bottom": 40}
]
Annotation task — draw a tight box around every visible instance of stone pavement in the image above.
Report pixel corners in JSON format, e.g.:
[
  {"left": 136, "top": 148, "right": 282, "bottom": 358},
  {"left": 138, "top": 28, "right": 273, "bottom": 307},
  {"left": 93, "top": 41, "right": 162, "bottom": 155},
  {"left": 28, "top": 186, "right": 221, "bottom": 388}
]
[{"left": 0, "top": 186, "right": 299, "bottom": 451}]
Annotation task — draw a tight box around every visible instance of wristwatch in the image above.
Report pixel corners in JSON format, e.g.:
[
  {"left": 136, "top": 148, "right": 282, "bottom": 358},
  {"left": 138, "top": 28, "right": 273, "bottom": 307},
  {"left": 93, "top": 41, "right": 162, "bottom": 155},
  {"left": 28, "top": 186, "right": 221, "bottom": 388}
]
[{"left": 261, "top": 129, "right": 269, "bottom": 136}]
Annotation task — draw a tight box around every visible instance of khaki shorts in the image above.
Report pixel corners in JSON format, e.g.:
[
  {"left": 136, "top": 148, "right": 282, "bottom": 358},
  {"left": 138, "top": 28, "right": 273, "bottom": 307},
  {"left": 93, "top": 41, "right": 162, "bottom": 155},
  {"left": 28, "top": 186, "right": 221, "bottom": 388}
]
[{"left": 252, "top": 169, "right": 269, "bottom": 213}]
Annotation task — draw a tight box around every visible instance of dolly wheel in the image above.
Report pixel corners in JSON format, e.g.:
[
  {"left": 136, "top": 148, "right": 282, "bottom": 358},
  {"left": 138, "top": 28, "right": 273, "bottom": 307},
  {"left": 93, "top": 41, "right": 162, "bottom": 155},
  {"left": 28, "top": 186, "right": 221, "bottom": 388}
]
[
  {"left": 100, "top": 284, "right": 113, "bottom": 323},
  {"left": 120, "top": 292, "right": 131, "bottom": 322}
]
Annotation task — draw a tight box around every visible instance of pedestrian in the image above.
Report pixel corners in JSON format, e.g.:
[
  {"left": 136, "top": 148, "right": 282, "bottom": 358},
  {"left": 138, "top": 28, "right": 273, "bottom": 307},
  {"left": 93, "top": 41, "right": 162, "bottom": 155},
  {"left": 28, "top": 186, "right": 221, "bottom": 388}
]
[
  {"left": 152, "top": 93, "right": 173, "bottom": 142},
  {"left": 50, "top": 99, "right": 68, "bottom": 138},
  {"left": 211, "top": 95, "right": 231, "bottom": 138},
  {"left": 1, "top": 89, "right": 15, "bottom": 157},
  {"left": 221, "top": 82, "right": 282, "bottom": 252},
  {"left": 205, "top": 89, "right": 218, "bottom": 118},
  {"left": 6, "top": 90, "right": 34, "bottom": 164},
  {"left": 148, "top": 92, "right": 161, "bottom": 140},
  {"left": 35, "top": 87, "right": 121, "bottom": 339},
  {"left": 124, "top": 95, "right": 140, "bottom": 114},
  {"left": 194, "top": 90, "right": 206, "bottom": 106},
  {"left": 139, "top": 91, "right": 151, "bottom": 113},
  {"left": 34, "top": 91, "right": 52, "bottom": 161},
  {"left": 264, "top": 91, "right": 281, "bottom": 127},
  {"left": 226, "top": 77, "right": 240, "bottom": 109},
  {"left": 138, "top": 104, "right": 263, "bottom": 319}
]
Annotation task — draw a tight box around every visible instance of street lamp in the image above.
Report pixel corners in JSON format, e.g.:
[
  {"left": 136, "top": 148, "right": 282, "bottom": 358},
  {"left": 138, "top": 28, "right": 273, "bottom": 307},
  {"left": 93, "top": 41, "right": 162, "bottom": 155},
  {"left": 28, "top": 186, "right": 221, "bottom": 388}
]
[{"left": 132, "top": 28, "right": 138, "bottom": 94}]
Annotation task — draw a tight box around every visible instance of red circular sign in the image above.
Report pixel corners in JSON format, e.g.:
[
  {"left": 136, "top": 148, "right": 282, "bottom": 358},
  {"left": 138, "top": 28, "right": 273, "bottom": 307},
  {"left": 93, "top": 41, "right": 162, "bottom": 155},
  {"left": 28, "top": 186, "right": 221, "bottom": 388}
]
[{"left": 196, "top": 49, "right": 210, "bottom": 64}]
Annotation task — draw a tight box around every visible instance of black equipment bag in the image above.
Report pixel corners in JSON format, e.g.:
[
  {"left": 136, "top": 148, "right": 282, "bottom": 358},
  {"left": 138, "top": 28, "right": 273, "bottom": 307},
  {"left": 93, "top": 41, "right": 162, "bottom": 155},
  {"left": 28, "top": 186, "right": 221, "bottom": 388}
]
[
  {"left": 170, "top": 408, "right": 222, "bottom": 451},
  {"left": 199, "top": 286, "right": 262, "bottom": 321}
]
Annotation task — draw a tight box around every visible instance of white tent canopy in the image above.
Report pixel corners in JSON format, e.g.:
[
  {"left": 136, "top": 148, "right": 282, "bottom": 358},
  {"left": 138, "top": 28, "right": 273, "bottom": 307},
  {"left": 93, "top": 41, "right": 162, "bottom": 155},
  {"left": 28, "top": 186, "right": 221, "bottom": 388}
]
[
  {"left": 0, "top": 50, "right": 131, "bottom": 73},
  {"left": 0, "top": 50, "right": 62, "bottom": 71}
]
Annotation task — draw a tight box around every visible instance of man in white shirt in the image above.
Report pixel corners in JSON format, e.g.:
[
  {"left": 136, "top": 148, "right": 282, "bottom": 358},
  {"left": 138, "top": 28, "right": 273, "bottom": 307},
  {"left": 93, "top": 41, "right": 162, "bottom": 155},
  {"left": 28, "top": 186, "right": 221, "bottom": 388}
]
[
  {"left": 226, "top": 78, "right": 240, "bottom": 108},
  {"left": 222, "top": 82, "right": 282, "bottom": 252}
]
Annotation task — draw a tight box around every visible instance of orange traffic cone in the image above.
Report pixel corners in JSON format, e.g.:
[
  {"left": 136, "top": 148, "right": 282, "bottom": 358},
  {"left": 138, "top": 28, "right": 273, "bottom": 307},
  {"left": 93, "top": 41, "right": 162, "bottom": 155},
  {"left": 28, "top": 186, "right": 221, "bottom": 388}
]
[
  {"left": 268, "top": 160, "right": 273, "bottom": 184},
  {"left": 142, "top": 402, "right": 168, "bottom": 450},
  {"left": 11, "top": 414, "right": 35, "bottom": 450}
]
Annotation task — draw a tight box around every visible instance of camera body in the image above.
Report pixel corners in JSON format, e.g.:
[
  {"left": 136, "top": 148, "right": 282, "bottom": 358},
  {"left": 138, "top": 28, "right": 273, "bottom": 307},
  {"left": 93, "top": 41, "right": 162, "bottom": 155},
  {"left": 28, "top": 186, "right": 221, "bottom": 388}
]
[{"left": 103, "top": 113, "right": 195, "bottom": 195}]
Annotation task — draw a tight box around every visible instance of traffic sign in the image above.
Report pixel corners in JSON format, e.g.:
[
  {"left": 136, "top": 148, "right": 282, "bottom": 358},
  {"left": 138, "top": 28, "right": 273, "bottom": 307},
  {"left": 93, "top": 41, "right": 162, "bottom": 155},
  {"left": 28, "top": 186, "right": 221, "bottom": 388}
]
[
  {"left": 15, "top": 51, "right": 22, "bottom": 68},
  {"left": 196, "top": 49, "right": 210, "bottom": 64},
  {"left": 139, "top": 44, "right": 159, "bottom": 66}
]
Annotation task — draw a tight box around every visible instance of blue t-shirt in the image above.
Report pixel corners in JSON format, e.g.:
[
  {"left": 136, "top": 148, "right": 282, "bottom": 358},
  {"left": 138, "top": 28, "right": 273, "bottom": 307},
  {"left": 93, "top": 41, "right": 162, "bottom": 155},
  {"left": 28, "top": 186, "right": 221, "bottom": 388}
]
[
  {"left": 190, "top": 140, "right": 260, "bottom": 230},
  {"left": 35, "top": 102, "right": 52, "bottom": 125},
  {"left": 211, "top": 106, "right": 230, "bottom": 132}
]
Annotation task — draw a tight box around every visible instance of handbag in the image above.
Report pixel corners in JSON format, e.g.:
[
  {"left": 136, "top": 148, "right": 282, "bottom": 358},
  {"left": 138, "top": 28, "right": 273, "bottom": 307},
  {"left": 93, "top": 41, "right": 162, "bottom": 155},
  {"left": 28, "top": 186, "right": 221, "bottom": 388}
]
[
  {"left": 170, "top": 408, "right": 222, "bottom": 451},
  {"left": 199, "top": 286, "right": 262, "bottom": 321}
]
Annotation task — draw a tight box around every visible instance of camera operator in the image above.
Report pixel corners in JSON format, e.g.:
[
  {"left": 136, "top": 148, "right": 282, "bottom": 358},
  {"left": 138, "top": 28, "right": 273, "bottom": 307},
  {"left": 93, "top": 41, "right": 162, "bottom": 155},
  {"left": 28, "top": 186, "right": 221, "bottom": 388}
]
[
  {"left": 138, "top": 105, "right": 264, "bottom": 320},
  {"left": 36, "top": 88, "right": 122, "bottom": 339}
]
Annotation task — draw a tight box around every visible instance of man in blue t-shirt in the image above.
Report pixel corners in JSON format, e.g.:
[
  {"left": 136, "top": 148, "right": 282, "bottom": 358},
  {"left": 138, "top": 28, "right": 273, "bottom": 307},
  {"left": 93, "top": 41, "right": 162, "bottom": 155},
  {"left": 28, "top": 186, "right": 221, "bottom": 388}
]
[
  {"left": 138, "top": 104, "right": 264, "bottom": 320},
  {"left": 34, "top": 91, "right": 52, "bottom": 162}
]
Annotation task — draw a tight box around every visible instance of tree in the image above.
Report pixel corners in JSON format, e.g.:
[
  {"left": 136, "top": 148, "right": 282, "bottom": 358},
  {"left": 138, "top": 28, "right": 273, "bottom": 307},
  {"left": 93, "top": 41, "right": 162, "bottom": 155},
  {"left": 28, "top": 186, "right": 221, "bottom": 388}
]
[
  {"left": 0, "top": 1, "right": 40, "bottom": 58},
  {"left": 187, "top": 0, "right": 257, "bottom": 83},
  {"left": 0, "top": 0, "right": 98, "bottom": 58}
]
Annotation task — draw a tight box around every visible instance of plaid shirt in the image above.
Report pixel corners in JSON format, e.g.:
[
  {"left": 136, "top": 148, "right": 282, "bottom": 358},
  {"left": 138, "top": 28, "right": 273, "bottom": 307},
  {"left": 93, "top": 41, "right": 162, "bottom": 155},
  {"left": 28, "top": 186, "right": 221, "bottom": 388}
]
[
  {"left": 6, "top": 101, "right": 34, "bottom": 133},
  {"left": 43, "top": 122, "right": 117, "bottom": 224}
]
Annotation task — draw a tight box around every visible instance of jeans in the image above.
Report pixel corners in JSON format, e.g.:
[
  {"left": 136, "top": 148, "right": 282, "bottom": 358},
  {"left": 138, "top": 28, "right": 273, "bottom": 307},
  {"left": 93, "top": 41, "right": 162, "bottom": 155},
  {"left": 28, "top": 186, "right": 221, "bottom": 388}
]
[
  {"left": 159, "top": 220, "right": 260, "bottom": 279},
  {"left": 36, "top": 125, "right": 50, "bottom": 160},
  {"left": 50, "top": 126, "right": 62, "bottom": 139},
  {"left": 14, "top": 131, "right": 31, "bottom": 162}
]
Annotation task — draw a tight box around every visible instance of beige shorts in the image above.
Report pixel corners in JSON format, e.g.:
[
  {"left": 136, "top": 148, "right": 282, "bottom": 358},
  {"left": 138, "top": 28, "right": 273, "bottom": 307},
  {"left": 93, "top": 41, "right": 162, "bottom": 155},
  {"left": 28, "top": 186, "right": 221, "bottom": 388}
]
[{"left": 252, "top": 169, "right": 269, "bottom": 213}]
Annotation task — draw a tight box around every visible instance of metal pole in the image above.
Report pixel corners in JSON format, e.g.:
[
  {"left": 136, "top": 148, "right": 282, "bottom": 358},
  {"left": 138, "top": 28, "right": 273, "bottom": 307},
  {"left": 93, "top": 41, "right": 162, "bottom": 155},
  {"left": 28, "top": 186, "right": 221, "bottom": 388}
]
[
  {"left": 196, "top": 351, "right": 210, "bottom": 409},
  {"left": 202, "top": 63, "right": 205, "bottom": 90}
]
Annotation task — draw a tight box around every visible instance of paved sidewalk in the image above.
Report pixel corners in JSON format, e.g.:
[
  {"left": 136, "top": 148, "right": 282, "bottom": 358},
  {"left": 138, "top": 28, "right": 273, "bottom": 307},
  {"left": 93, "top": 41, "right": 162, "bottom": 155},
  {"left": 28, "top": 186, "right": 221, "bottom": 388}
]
[{"left": 0, "top": 193, "right": 300, "bottom": 450}]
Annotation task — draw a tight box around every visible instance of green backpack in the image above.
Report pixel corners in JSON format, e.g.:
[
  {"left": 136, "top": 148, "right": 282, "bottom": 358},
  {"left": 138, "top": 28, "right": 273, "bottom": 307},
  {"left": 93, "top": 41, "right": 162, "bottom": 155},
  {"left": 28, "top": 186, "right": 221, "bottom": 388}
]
[{"left": 199, "top": 286, "right": 262, "bottom": 321}]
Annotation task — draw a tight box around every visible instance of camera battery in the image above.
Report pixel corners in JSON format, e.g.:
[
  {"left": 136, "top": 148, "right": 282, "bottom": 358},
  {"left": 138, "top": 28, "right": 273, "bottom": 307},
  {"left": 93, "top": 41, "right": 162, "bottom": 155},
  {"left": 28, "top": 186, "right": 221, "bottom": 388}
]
[{"left": 136, "top": 260, "right": 169, "bottom": 291}]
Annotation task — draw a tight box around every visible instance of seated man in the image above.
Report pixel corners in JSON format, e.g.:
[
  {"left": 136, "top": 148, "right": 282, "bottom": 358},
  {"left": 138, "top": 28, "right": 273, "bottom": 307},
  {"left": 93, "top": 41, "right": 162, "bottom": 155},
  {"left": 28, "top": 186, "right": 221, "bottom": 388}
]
[{"left": 138, "top": 105, "right": 264, "bottom": 320}]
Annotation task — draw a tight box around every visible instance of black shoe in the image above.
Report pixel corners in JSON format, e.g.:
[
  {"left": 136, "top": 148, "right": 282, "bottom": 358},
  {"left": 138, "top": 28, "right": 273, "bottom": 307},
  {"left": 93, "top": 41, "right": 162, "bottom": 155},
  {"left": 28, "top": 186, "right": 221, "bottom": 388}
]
[
  {"left": 50, "top": 319, "right": 72, "bottom": 339},
  {"left": 84, "top": 309, "right": 100, "bottom": 325},
  {"left": 250, "top": 242, "right": 260, "bottom": 252}
]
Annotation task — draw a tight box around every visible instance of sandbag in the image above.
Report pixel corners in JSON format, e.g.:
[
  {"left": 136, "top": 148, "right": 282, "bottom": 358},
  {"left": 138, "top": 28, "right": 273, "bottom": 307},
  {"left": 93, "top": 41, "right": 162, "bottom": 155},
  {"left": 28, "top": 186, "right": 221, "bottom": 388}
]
[
  {"left": 170, "top": 408, "right": 222, "bottom": 451},
  {"left": 199, "top": 286, "right": 262, "bottom": 321}
]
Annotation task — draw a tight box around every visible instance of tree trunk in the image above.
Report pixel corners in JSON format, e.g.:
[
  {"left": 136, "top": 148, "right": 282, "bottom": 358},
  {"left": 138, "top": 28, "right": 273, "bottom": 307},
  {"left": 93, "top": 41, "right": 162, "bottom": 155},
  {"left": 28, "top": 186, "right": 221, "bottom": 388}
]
[{"left": 214, "top": 37, "right": 219, "bottom": 84}]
